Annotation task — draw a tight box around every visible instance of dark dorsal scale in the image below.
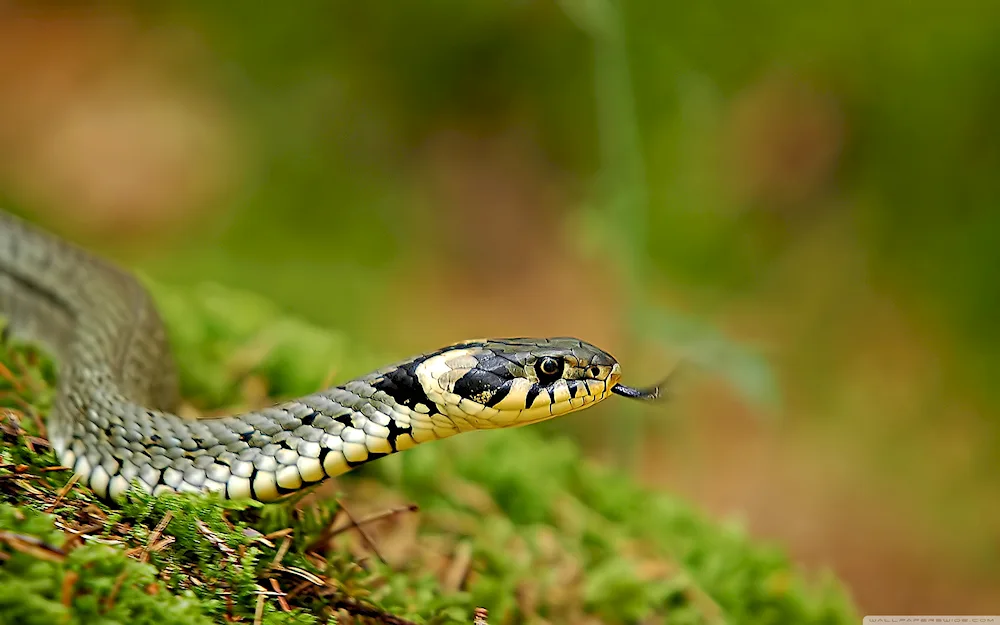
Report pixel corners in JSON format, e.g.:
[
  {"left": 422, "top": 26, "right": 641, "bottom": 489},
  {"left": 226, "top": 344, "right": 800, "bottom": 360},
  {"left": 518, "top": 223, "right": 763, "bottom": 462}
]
[{"left": 472, "top": 352, "right": 516, "bottom": 374}]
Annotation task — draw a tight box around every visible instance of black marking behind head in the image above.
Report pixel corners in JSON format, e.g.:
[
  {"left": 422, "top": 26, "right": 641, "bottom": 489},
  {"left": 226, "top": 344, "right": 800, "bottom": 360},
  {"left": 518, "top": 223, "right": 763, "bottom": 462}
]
[{"left": 372, "top": 357, "right": 438, "bottom": 415}]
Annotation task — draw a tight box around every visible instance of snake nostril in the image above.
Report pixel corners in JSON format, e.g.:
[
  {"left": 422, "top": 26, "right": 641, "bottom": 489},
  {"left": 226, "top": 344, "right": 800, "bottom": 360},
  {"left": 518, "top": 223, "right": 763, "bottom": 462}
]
[{"left": 590, "top": 366, "right": 601, "bottom": 378}]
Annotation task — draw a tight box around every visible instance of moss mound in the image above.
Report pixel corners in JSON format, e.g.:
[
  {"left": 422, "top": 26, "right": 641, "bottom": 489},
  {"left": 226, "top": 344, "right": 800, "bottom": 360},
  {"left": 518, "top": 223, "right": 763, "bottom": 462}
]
[{"left": 0, "top": 282, "right": 857, "bottom": 624}]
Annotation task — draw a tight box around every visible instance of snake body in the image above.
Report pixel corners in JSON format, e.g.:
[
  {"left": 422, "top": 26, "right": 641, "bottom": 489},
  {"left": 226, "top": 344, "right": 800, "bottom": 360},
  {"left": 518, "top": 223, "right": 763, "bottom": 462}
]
[{"left": 0, "top": 211, "right": 633, "bottom": 501}]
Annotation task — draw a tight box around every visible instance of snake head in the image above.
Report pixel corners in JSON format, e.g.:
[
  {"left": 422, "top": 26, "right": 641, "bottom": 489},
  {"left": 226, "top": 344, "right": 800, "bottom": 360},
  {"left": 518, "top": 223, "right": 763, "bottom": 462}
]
[{"left": 415, "top": 337, "right": 623, "bottom": 429}]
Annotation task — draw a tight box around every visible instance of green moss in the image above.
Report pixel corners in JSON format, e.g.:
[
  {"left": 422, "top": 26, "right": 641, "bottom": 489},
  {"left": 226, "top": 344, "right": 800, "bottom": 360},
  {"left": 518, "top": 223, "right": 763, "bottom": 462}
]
[
  {"left": 0, "top": 504, "right": 214, "bottom": 625},
  {"left": 0, "top": 283, "right": 858, "bottom": 624}
]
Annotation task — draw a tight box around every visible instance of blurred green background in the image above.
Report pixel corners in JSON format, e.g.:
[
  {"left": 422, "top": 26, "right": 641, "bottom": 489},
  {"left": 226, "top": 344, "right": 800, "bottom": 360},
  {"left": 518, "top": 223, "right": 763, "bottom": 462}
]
[{"left": 0, "top": 0, "right": 997, "bottom": 614}]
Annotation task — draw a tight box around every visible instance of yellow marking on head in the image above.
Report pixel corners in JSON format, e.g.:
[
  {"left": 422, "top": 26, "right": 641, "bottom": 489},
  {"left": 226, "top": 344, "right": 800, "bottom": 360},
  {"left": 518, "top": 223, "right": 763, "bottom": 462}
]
[
  {"left": 491, "top": 378, "right": 533, "bottom": 411},
  {"left": 404, "top": 340, "right": 625, "bottom": 435},
  {"left": 490, "top": 410, "right": 522, "bottom": 427},
  {"left": 416, "top": 348, "right": 476, "bottom": 396},
  {"left": 550, "top": 379, "right": 571, "bottom": 404},
  {"left": 445, "top": 353, "right": 479, "bottom": 370},
  {"left": 528, "top": 389, "right": 550, "bottom": 410},
  {"left": 459, "top": 398, "right": 485, "bottom": 415}
]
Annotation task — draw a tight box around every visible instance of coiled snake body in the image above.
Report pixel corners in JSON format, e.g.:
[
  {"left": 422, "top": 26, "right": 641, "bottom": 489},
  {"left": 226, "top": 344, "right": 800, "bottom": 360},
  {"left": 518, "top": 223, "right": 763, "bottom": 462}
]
[{"left": 0, "top": 212, "right": 655, "bottom": 501}]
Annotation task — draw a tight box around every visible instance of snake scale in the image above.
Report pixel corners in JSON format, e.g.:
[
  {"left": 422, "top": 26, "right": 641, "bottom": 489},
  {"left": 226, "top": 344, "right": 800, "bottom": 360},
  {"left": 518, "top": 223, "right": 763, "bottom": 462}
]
[{"left": 0, "top": 211, "right": 658, "bottom": 502}]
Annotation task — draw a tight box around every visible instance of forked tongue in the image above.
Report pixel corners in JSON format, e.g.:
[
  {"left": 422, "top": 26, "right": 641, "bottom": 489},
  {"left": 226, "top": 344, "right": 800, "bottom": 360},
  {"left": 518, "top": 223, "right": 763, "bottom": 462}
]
[
  {"left": 611, "top": 383, "right": 662, "bottom": 401},
  {"left": 611, "top": 363, "right": 685, "bottom": 402}
]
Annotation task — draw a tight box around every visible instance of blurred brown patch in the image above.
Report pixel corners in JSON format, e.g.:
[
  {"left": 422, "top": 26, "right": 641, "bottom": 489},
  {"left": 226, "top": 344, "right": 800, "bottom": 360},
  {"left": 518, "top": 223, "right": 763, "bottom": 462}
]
[
  {"left": 372, "top": 121, "right": 999, "bottom": 615},
  {"left": 639, "top": 218, "right": 1000, "bottom": 613},
  {"left": 0, "top": 6, "right": 240, "bottom": 241},
  {"left": 383, "top": 125, "right": 623, "bottom": 350},
  {"left": 419, "top": 125, "right": 570, "bottom": 281},
  {"left": 722, "top": 73, "right": 844, "bottom": 210}
]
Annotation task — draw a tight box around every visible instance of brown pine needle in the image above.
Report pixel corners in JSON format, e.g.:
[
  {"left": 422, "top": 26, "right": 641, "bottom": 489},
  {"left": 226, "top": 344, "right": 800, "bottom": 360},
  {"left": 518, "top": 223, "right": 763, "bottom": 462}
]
[
  {"left": 104, "top": 570, "right": 129, "bottom": 612},
  {"left": 442, "top": 541, "right": 474, "bottom": 593},
  {"left": 0, "top": 531, "right": 66, "bottom": 562},
  {"left": 263, "top": 527, "right": 294, "bottom": 541},
  {"left": 61, "top": 570, "right": 78, "bottom": 608},
  {"left": 269, "top": 578, "right": 291, "bottom": 612},
  {"left": 140, "top": 511, "right": 174, "bottom": 562},
  {"left": 307, "top": 502, "right": 418, "bottom": 557},
  {"left": 46, "top": 473, "right": 80, "bottom": 512},
  {"left": 0, "top": 361, "right": 24, "bottom": 392},
  {"left": 253, "top": 592, "right": 266, "bottom": 625},
  {"left": 269, "top": 536, "right": 292, "bottom": 568}
]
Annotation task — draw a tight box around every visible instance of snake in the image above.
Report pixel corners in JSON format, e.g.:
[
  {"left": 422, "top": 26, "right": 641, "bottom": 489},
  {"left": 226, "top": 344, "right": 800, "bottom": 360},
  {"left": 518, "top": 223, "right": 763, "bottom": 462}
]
[{"left": 0, "top": 211, "right": 660, "bottom": 502}]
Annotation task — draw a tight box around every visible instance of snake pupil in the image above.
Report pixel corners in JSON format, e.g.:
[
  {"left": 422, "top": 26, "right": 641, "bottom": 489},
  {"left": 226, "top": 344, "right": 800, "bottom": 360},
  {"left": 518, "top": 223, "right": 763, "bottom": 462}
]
[{"left": 535, "top": 357, "right": 563, "bottom": 381}]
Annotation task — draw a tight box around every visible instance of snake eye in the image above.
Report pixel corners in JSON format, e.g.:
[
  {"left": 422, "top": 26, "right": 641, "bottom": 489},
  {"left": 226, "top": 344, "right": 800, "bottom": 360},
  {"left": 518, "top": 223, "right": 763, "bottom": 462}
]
[{"left": 535, "top": 357, "right": 563, "bottom": 381}]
